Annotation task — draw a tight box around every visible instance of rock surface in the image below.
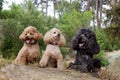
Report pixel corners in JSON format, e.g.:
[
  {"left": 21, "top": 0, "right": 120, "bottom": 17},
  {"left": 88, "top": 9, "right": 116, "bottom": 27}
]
[
  {"left": 0, "top": 70, "right": 9, "bottom": 80},
  {"left": 0, "top": 64, "right": 100, "bottom": 80},
  {"left": 107, "top": 56, "right": 120, "bottom": 80},
  {"left": 106, "top": 50, "right": 120, "bottom": 63}
]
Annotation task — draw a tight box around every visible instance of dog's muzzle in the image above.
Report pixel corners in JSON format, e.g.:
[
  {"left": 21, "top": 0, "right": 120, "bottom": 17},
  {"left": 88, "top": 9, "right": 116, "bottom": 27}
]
[
  {"left": 25, "top": 37, "right": 37, "bottom": 45},
  {"left": 79, "top": 35, "right": 87, "bottom": 47}
]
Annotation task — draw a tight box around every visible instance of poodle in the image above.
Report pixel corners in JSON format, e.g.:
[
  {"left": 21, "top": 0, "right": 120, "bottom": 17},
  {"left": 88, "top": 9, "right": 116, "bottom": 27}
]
[
  {"left": 68, "top": 28, "right": 101, "bottom": 73},
  {"left": 14, "top": 26, "right": 43, "bottom": 65},
  {"left": 39, "top": 28, "right": 66, "bottom": 70}
]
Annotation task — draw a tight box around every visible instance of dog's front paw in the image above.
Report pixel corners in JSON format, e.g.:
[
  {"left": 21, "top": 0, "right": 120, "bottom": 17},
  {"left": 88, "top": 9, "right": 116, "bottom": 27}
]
[
  {"left": 39, "top": 62, "right": 46, "bottom": 68},
  {"left": 67, "top": 62, "right": 75, "bottom": 69}
]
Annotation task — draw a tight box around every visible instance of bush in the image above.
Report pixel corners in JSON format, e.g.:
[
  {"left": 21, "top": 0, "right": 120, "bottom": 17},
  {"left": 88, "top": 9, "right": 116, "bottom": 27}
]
[
  {"left": 96, "top": 29, "right": 120, "bottom": 51},
  {"left": 0, "top": 1, "right": 56, "bottom": 58},
  {"left": 94, "top": 50, "right": 109, "bottom": 66},
  {"left": 95, "top": 29, "right": 111, "bottom": 66},
  {"left": 58, "top": 9, "right": 93, "bottom": 46},
  {"left": 0, "top": 19, "right": 24, "bottom": 58},
  {"left": 96, "top": 29, "right": 113, "bottom": 51}
]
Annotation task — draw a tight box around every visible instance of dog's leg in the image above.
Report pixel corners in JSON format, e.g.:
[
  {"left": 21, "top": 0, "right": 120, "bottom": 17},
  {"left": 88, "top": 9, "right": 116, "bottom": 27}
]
[
  {"left": 57, "top": 53, "right": 64, "bottom": 70},
  {"left": 14, "top": 56, "right": 27, "bottom": 65},
  {"left": 47, "top": 58, "right": 57, "bottom": 68},
  {"left": 14, "top": 48, "right": 28, "bottom": 65},
  {"left": 92, "top": 58, "right": 101, "bottom": 72},
  {"left": 39, "top": 52, "right": 49, "bottom": 67}
]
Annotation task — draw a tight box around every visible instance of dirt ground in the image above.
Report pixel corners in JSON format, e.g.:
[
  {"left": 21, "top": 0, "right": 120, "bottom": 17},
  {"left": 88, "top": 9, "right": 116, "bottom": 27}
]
[{"left": 0, "top": 50, "right": 120, "bottom": 80}]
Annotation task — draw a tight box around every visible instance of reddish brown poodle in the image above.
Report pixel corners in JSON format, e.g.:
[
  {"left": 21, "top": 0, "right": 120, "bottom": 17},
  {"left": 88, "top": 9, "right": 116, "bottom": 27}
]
[
  {"left": 39, "top": 28, "right": 66, "bottom": 70},
  {"left": 14, "top": 26, "right": 43, "bottom": 65}
]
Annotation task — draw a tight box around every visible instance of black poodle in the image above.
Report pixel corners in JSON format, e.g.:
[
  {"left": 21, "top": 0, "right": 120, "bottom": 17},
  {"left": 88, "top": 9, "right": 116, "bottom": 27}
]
[{"left": 68, "top": 28, "right": 101, "bottom": 73}]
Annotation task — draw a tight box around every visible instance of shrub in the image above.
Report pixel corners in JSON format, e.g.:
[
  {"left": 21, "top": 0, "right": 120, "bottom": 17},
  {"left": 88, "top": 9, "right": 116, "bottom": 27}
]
[
  {"left": 95, "top": 29, "right": 110, "bottom": 66},
  {"left": 0, "top": 1, "right": 56, "bottom": 58},
  {"left": 0, "top": 19, "right": 24, "bottom": 58},
  {"left": 58, "top": 9, "right": 93, "bottom": 46},
  {"left": 94, "top": 50, "right": 109, "bottom": 66},
  {"left": 96, "top": 29, "right": 113, "bottom": 51}
]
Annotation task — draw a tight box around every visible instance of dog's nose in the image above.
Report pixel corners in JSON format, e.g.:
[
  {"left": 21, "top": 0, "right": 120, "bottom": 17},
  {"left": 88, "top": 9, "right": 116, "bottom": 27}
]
[
  {"left": 81, "top": 34, "right": 85, "bottom": 37},
  {"left": 26, "top": 36, "right": 29, "bottom": 39},
  {"left": 58, "top": 33, "right": 60, "bottom": 36}
]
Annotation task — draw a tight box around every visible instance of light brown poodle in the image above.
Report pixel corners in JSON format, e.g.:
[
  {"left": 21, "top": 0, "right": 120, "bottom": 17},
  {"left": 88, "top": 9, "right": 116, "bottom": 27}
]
[
  {"left": 14, "top": 26, "right": 43, "bottom": 65},
  {"left": 39, "top": 28, "right": 66, "bottom": 70}
]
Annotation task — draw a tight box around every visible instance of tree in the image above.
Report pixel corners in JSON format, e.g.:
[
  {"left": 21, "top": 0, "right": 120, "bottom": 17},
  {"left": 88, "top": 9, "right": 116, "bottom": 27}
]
[
  {"left": 0, "top": 0, "right": 3, "bottom": 12},
  {"left": 86, "top": 0, "right": 91, "bottom": 10},
  {"left": 104, "top": 1, "right": 120, "bottom": 40}
]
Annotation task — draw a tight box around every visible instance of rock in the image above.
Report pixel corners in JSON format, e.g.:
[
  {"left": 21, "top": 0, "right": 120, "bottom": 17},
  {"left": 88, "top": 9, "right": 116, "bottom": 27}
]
[
  {"left": 107, "top": 56, "right": 120, "bottom": 79},
  {"left": 0, "top": 70, "right": 9, "bottom": 80},
  {"left": 99, "top": 56, "right": 120, "bottom": 80},
  {"left": 106, "top": 50, "right": 120, "bottom": 63},
  {"left": 0, "top": 64, "right": 100, "bottom": 80}
]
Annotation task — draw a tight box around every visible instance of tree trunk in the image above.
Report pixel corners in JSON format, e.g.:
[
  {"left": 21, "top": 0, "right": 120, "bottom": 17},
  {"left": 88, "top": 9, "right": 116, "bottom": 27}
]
[
  {"left": 111, "top": 0, "right": 116, "bottom": 7},
  {"left": 70, "top": 0, "right": 72, "bottom": 5},
  {"left": 46, "top": 0, "right": 48, "bottom": 17},
  {"left": 95, "top": 0, "right": 99, "bottom": 29},
  {"left": 79, "top": 0, "right": 82, "bottom": 12},
  {"left": 53, "top": 0, "right": 56, "bottom": 18},
  {"left": 86, "top": 0, "right": 90, "bottom": 10},
  {"left": 61, "top": 0, "right": 64, "bottom": 18},
  {"left": 99, "top": 0, "right": 103, "bottom": 29}
]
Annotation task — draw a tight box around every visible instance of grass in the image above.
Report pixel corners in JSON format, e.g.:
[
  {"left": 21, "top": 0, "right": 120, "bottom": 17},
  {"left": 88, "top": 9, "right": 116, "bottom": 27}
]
[{"left": 0, "top": 58, "right": 13, "bottom": 68}]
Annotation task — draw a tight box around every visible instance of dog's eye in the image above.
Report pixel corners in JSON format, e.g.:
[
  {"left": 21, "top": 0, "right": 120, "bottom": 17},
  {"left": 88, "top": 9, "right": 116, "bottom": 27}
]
[
  {"left": 30, "top": 33, "right": 33, "bottom": 35},
  {"left": 53, "top": 32, "right": 56, "bottom": 34},
  {"left": 84, "top": 34, "right": 88, "bottom": 37},
  {"left": 89, "top": 35, "right": 92, "bottom": 38},
  {"left": 85, "top": 34, "right": 87, "bottom": 37}
]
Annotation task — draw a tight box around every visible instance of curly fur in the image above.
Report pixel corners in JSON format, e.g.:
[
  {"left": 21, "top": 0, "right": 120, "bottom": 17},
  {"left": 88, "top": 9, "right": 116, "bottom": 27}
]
[
  {"left": 39, "top": 28, "right": 65, "bottom": 70},
  {"left": 68, "top": 28, "right": 101, "bottom": 72},
  {"left": 14, "top": 26, "right": 43, "bottom": 65}
]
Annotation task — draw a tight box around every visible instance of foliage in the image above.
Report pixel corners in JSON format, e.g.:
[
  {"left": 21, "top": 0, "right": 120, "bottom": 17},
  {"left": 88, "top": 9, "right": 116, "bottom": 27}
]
[
  {"left": 104, "top": 2, "right": 120, "bottom": 41},
  {"left": 96, "top": 28, "right": 120, "bottom": 51},
  {"left": 105, "top": 2, "right": 120, "bottom": 27},
  {"left": 104, "top": 26, "right": 120, "bottom": 50},
  {"left": 0, "top": 0, "right": 3, "bottom": 12},
  {"left": 94, "top": 50, "right": 109, "bottom": 66},
  {"left": 95, "top": 29, "right": 110, "bottom": 66},
  {"left": 58, "top": 9, "right": 93, "bottom": 46},
  {"left": 95, "top": 29, "right": 120, "bottom": 66},
  {"left": 0, "top": 19, "right": 23, "bottom": 58},
  {"left": 54, "top": 0, "right": 80, "bottom": 17},
  {"left": 96, "top": 29, "right": 113, "bottom": 51},
  {"left": 0, "top": 1, "right": 56, "bottom": 58},
  {"left": 105, "top": 26, "right": 120, "bottom": 40}
]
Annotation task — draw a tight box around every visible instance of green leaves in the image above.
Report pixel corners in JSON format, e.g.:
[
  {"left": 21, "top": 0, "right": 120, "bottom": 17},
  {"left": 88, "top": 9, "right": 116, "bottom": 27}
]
[{"left": 58, "top": 9, "right": 93, "bottom": 45}]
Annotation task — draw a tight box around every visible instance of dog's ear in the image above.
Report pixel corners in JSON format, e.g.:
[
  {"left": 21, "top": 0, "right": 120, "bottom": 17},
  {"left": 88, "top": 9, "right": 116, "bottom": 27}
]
[
  {"left": 35, "top": 31, "right": 43, "bottom": 40},
  {"left": 71, "top": 36, "right": 79, "bottom": 50},
  {"left": 19, "top": 31, "right": 26, "bottom": 41},
  {"left": 43, "top": 31, "right": 52, "bottom": 44},
  {"left": 58, "top": 34, "right": 66, "bottom": 47}
]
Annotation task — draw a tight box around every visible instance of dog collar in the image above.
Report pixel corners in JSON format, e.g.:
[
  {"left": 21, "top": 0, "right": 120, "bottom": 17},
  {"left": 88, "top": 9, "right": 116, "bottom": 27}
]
[{"left": 49, "top": 42, "right": 58, "bottom": 45}]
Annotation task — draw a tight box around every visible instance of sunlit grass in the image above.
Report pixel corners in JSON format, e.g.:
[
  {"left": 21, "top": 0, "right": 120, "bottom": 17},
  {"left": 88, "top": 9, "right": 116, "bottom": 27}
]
[{"left": 0, "top": 58, "right": 13, "bottom": 68}]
